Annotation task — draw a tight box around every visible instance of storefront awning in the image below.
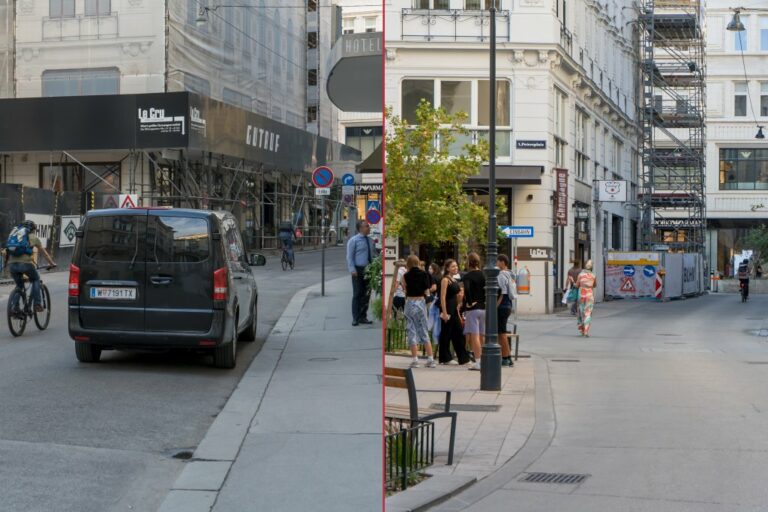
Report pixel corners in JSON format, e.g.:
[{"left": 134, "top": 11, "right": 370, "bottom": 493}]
[
  {"left": 0, "top": 92, "right": 361, "bottom": 172},
  {"left": 466, "top": 165, "right": 544, "bottom": 186}
]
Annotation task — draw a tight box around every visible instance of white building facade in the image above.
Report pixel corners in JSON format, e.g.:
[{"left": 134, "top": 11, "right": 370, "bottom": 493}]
[
  {"left": 704, "top": 3, "right": 768, "bottom": 277},
  {"left": 385, "top": 0, "right": 641, "bottom": 314}
]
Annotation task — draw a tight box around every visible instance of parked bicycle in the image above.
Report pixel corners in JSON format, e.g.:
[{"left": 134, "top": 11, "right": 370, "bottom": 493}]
[{"left": 7, "top": 265, "right": 54, "bottom": 337}]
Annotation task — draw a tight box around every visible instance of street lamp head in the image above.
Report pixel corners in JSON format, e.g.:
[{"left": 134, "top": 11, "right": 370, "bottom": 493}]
[
  {"left": 195, "top": 7, "right": 209, "bottom": 25},
  {"left": 727, "top": 10, "right": 745, "bottom": 32},
  {"left": 757, "top": 126, "right": 766, "bottom": 139}
]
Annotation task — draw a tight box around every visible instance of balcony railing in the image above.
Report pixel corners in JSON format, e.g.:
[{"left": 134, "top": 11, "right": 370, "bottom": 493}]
[
  {"left": 42, "top": 13, "right": 118, "bottom": 41},
  {"left": 401, "top": 8, "right": 510, "bottom": 42}
]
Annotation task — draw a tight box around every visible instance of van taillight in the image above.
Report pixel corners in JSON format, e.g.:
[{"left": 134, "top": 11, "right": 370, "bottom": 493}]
[
  {"left": 69, "top": 264, "right": 80, "bottom": 297},
  {"left": 213, "top": 267, "right": 228, "bottom": 300}
]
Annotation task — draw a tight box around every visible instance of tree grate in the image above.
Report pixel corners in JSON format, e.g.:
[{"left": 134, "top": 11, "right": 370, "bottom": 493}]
[{"left": 520, "top": 472, "right": 589, "bottom": 484}]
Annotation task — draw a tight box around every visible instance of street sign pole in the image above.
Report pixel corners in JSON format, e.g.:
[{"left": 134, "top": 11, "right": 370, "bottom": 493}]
[
  {"left": 322, "top": 195, "right": 326, "bottom": 297},
  {"left": 312, "top": 166, "right": 335, "bottom": 298}
]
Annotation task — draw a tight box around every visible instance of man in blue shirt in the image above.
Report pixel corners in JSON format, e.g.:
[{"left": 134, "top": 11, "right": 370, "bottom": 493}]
[{"left": 346, "top": 220, "right": 374, "bottom": 326}]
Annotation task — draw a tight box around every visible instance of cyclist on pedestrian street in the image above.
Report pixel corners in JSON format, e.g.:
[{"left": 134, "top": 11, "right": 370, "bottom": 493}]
[
  {"left": 5, "top": 220, "right": 57, "bottom": 314},
  {"left": 278, "top": 220, "right": 295, "bottom": 267}
]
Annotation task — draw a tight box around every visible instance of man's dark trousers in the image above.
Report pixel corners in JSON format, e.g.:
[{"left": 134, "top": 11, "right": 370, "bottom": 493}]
[{"left": 352, "top": 265, "right": 370, "bottom": 322}]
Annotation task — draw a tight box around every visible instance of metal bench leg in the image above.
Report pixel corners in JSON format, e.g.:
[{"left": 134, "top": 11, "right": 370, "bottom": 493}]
[{"left": 447, "top": 412, "right": 457, "bottom": 465}]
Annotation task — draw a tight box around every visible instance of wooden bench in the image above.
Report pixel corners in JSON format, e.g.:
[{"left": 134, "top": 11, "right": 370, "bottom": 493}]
[{"left": 384, "top": 366, "right": 457, "bottom": 465}]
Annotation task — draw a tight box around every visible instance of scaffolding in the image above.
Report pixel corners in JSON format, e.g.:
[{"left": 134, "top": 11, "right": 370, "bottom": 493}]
[{"left": 638, "top": 0, "right": 706, "bottom": 252}]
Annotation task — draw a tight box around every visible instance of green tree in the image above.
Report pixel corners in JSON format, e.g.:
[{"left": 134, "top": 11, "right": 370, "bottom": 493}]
[
  {"left": 742, "top": 224, "right": 768, "bottom": 268},
  {"left": 385, "top": 100, "right": 505, "bottom": 260}
]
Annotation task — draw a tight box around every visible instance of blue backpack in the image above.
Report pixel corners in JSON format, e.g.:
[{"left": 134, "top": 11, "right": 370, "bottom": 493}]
[{"left": 6, "top": 226, "right": 33, "bottom": 256}]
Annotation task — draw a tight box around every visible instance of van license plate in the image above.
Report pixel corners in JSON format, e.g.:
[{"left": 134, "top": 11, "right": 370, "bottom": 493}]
[{"left": 90, "top": 287, "right": 137, "bottom": 300}]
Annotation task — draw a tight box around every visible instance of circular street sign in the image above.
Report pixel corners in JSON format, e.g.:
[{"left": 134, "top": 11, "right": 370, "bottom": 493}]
[
  {"left": 643, "top": 265, "right": 656, "bottom": 277},
  {"left": 342, "top": 173, "right": 355, "bottom": 186},
  {"left": 366, "top": 208, "right": 381, "bottom": 225},
  {"left": 623, "top": 265, "right": 635, "bottom": 277},
  {"left": 312, "top": 166, "right": 334, "bottom": 188}
]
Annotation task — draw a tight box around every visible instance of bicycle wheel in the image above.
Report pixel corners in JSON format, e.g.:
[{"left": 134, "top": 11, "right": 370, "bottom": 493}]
[
  {"left": 34, "top": 284, "right": 51, "bottom": 330},
  {"left": 281, "top": 253, "right": 288, "bottom": 271},
  {"left": 7, "top": 290, "right": 26, "bottom": 337},
  {"left": 289, "top": 255, "right": 294, "bottom": 270}
]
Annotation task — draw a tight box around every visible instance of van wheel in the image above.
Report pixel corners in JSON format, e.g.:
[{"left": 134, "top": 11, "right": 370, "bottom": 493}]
[
  {"left": 238, "top": 300, "right": 257, "bottom": 342},
  {"left": 75, "top": 343, "right": 102, "bottom": 363},
  {"left": 213, "top": 320, "right": 237, "bottom": 369}
]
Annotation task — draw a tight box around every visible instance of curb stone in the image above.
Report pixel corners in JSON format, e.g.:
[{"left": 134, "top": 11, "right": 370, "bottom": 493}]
[{"left": 156, "top": 281, "right": 320, "bottom": 512}]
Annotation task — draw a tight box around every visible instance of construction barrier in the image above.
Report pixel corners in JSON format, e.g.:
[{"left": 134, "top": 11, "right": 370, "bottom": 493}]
[{"left": 605, "top": 251, "right": 704, "bottom": 300}]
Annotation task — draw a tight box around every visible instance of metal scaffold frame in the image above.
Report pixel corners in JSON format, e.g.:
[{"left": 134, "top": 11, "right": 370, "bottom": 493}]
[{"left": 638, "top": 0, "right": 706, "bottom": 253}]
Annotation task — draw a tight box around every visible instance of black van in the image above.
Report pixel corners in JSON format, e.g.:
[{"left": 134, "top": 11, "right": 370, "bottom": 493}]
[{"left": 68, "top": 208, "right": 265, "bottom": 369}]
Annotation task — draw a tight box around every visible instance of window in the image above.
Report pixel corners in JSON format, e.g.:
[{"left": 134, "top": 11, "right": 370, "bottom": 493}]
[
  {"left": 308, "top": 0, "right": 317, "bottom": 12},
  {"left": 478, "top": 80, "right": 510, "bottom": 126},
  {"left": 735, "top": 82, "right": 748, "bottom": 117},
  {"left": 223, "top": 218, "right": 245, "bottom": 264},
  {"left": 762, "top": 83, "right": 768, "bottom": 116},
  {"left": 401, "top": 79, "right": 434, "bottom": 124},
  {"left": 735, "top": 27, "right": 748, "bottom": 51},
  {"left": 761, "top": 17, "right": 768, "bottom": 51},
  {"left": 719, "top": 148, "right": 768, "bottom": 190},
  {"left": 440, "top": 81, "right": 471, "bottom": 116},
  {"left": 343, "top": 18, "right": 355, "bottom": 35},
  {"left": 365, "top": 17, "right": 376, "bottom": 33},
  {"left": 184, "top": 73, "right": 211, "bottom": 97},
  {"left": 612, "top": 216, "right": 623, "bottom": 250},
  {"left": 345, "top": 126, "right": 383, "bottom": 159},
  {"left": 308, "top": 31, "right": 318, "bottom": 48},
  {"left": 50, "top": 0, "right": 75, "bottom": 18},
  {"left": 575, "top": 109, "right": 589, "bottom": 181},
  {"left": 223, "top": 88, "right": 251, "bottom": 110},
  {"left": 612, "top": 138, "right": 622, "bottom": 175},
  {"left": 307, "top": 106, "right": 318, "bottom": 123},
  {"left": 413, "top": 0, "right": 450, "bottom": 8},
  {"left": 85, "top": 0, "right": 110, "bottom": 16},
  {"left": 273, "top": 10, "right": 281, "bottom": 74},
  {"left": 553, "top": 88, "right": 567, "bottom": 138},
  {"left": 465, "top": 0, "right": 501, "bottom": 8},
  {"left": 42, "top": 68, "right": 119, "bottom": 97},
  {"left": 308, "top": 69, "right": 318, "bottom": 86},
  {"left": 84, "top": 216, "right": 139, "bottom": 263},
  {"left": 151, "top": 217, "right": 210, "bottom": 264},
  {"left": 41, "top": 162, "right": 119, "bottom": 192}
]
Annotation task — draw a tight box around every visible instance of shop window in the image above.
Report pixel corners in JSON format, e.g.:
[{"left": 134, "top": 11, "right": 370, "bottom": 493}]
[
  {"left": 50, "top": 0, "right": 75, "bottom": 18},
  {"left": 345, "top": 126, "right": 383, "bottom": 160},
  {"left": 42, "top": 68, "right": 119, "bottom": 97},
  {"left": 84, "top": 0, "right": 110, "bottom": 16},
  {"left": 719, "top": 148, "right": 768, "bottom": 190}
]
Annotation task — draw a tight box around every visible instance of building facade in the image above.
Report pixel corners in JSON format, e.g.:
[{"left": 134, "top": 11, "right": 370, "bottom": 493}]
[
  {"left": 0, "top": 0, "right": 358, "bottom": 251},
  {"left": 385, "top": 0, "right": 641, "bottom": 313},
  {"left": 704, "top": 2, "right": 768, "bottom": 277}
]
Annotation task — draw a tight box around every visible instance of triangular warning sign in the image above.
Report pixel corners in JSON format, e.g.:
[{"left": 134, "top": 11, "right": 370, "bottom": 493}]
[
  {"left": 120, "top": 195, "right": 137, "bottom": 208},
  {"left": 620, "top": 277, "right": 636, "bottom": 292},
  {"left": 104, "top": 195, "right": 118, "bottom": 208}
]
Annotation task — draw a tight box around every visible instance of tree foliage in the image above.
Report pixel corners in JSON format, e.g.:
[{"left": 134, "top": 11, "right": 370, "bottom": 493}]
[
  {"left": 742, "top": 225, "right": 768, "bottom": 266},
  {"left": 385, "top": 100, "right": 505, "bottom": 259}
]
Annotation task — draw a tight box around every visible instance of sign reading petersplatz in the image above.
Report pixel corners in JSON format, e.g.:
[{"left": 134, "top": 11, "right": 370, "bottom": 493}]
[{"left": 554, "top": 168, "right": 568, "bottom": 226}]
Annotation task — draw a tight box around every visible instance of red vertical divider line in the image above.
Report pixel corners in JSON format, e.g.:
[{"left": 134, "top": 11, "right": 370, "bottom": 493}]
[{"left": 380, "top": 0, "right": 387, "bottom": 508}]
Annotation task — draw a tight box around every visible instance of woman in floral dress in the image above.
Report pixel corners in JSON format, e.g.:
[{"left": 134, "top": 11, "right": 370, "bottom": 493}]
[{"left": 576, "top": 260, "right": 597, "bottom": 337}]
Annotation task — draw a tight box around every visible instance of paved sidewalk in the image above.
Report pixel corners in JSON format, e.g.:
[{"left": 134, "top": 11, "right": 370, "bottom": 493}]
[
  {"left": 385, "top": 353, "right": 535, "bottom": 512},
  {"left": 158, "top": 276, "right": 382, "bottom": 512}
]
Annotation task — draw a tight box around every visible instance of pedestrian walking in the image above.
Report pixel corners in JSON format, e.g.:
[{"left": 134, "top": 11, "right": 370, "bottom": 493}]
[
  {"left": 576, "top": 260, "right": 597, "bottom": 337},
  {"left": 462, "top": 252, "right": 485, "bottom": 371},
  {"left": 496, "top": 254, "right": 516, "bottom": 367},
  {"left": 566, "top": 260, "right": 582, "bottom": 315},
  {"left": 346, "top": 220, "right": 375, "bottom": 326},
  {"left": 402, "top": 255, "right": 436, "bottom": 368},
  {"left": 438, "top": 259, "right": 471, "bottom": 365}
]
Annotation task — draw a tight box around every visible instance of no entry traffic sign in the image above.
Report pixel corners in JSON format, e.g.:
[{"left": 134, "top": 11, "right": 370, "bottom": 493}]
[{"left": 312, "top": 166, "right": 334, "bottom": 188}]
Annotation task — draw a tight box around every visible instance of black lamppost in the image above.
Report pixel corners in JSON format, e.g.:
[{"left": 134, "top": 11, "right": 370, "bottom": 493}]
[{"left": 481, "top": 6, "right": 501, "bottom": 392}]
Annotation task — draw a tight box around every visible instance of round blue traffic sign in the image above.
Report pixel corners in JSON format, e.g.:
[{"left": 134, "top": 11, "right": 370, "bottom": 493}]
[
  {"left": 623, "top": 265, "right": 635, "bottom": 277},
  {"left": 342, "top": 173, "right": 355, "bottom": 186},
  {"left": 312, "top": 166, "right": 334, "bottom": 188},
  {"left": 643, "top": 265, "right": 656, "bottom": 277},
  {"left": 366, "top": 209, "right": 381, "bottom": 225}
]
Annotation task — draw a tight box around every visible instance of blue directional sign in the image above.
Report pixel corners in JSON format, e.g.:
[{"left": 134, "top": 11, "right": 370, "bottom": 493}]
[
  {"left": 624, "top": 266, "right": 636, "bottom": 277},
  {"left": 312, "top": 166, "right": 334, "bottom": 188},
  {"left": 500, "top": 226, "right": 534, "bottom": 238},
  {"left": 342, "top": 173, "right": 355, "bottom": 186},
  {"left": 643, "top": 265, "right": 656, "bottom": 277}
]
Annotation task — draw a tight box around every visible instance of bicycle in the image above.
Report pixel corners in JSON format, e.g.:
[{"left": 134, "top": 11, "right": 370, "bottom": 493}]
[
  {"left": 281, "top": 247, "right": 295, "bottom": 271},
  {"left": 7, "top": 266, "right": 54, "bottom": 337}
]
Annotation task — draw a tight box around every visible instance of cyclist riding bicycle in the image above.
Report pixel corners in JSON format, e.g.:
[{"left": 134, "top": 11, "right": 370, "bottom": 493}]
[
  {"left": 738, "top": 258, "right": 751, "bottom": 300},
  {"left": 5, "top": 220, "right": 56, "bottom": 313},
  {"left": 278, "top": 221, "right": 295, "bottom": 265}
]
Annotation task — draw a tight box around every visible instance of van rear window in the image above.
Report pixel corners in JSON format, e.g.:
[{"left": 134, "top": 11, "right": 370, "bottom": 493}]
[
  {"left": 150, "top": 217, "right": 209, "bottom": 263},
  {"left": 84, "top": 216, "right": 140, "bottom": 262}
]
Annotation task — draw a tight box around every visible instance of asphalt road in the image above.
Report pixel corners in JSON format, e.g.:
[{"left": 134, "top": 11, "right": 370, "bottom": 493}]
[
  {"left": 446, "top": 292, "right": 768, "bottom": 511},
  {"left": 0, "top": 246, "right": 350, "bottom": 512}
]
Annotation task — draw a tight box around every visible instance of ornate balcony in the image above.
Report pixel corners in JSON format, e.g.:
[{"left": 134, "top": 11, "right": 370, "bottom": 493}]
[{"left": 400, "top": 8, "right": 510, "bottom": 42}]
